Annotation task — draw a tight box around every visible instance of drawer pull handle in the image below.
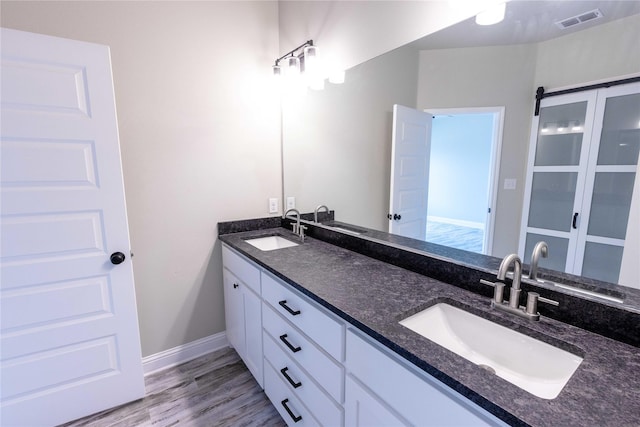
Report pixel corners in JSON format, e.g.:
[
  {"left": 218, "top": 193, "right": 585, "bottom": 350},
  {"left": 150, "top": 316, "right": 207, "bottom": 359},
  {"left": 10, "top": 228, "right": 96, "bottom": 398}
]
[
  {"left": 280, "top": 367, "right": 302, "bottom": 388},
  {"left": 233, "top": 283, "right": 239, "bottom": 289},
  {"left": 281, "top": 398, "right": 302, "bottom": 423},
  {"left": 279, "top": 300, "right": 301, "bottom": 316},
  {"left": 279, "top": 334, "right": 301, "bottom": 353}
]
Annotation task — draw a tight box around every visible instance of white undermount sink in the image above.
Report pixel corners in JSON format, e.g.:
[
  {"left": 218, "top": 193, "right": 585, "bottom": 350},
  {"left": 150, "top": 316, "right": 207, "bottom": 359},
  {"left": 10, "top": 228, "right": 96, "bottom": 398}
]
[
  {"left": 399, "top": 303, "right": 583, "bottom": 399},
  {"left": 245, "top": 235, "right": 299, "bottom": 251}
]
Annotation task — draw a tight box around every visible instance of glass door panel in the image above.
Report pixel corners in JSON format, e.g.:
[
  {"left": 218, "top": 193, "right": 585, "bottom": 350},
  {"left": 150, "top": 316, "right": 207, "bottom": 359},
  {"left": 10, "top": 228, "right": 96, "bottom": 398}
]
[
  {"left": 581, "top": 242, "right": 624, "bottom": 283},
  {"left": 527, "top": 172, "right": 577, "bottom": 232},
  {"left": 586, "top": 172, "right": 636, "bottom": 239},
  {"left": 535, "top": 102, "right": 588, "bottom": 166},
  {"left": 596, "top": 93, "right": 640, "bottom": 166}
]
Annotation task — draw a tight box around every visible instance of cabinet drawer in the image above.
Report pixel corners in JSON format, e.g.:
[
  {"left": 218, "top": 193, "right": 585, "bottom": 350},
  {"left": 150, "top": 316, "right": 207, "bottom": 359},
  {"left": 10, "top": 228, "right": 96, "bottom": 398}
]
[
  {"left": 264, "top": 361, "right": 320, "bottom": 427},
  {"left": 263, "top": 303, "right": 343, "bottom": 402},
  {"left": 262, "top": 272, "right": 344, "bottom": 361},
  {"left": 346, "top": 329, "right": 507, "bottom": 427},
  {"left": 264, "top": 332, "right": 343, "bottom": 427},
  {"left": 222, "top": 245, "right": 260, "bottom": 294}
]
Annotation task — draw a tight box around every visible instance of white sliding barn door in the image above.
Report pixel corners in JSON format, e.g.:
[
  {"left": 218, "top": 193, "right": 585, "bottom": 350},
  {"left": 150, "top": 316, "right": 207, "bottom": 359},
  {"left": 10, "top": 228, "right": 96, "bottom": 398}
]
[
  {"left": 389, "top": 104, "right": 432, "bottom": 240},
  {"left": 0, "top": 28, "right": 144, "bottom": 426}
]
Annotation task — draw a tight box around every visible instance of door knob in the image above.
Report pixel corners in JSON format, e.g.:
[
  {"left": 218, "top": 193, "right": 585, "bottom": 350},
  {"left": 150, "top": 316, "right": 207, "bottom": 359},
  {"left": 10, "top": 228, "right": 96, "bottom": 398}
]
[{"left": 110, "top": 252, "right": 126, "bottom": 265}]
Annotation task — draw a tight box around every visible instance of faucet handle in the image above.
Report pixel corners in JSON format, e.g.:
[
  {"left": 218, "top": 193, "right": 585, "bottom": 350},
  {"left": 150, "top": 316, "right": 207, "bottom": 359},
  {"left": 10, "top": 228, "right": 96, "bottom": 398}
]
[
  {"left": 479, "top": 279, "right": 505, "bottom": 304},
  {"left": 525, "top": 292, "right": 559, "bottom": 315}
]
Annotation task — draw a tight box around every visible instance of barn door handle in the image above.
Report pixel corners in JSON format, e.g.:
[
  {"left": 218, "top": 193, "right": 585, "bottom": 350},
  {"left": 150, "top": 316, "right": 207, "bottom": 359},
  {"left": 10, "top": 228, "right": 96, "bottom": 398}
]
[
  {"left": 572, "top": 212, "right": 578, "bottom": 229},
  {"left": 110, "top": 252, "right": 126, "bottom": 265}
]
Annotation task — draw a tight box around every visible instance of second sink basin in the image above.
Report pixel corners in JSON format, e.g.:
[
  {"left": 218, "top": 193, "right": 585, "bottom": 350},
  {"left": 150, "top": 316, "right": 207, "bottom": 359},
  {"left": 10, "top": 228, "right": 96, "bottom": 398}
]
[
  {"left": 245, "top": 235, "right": 298, "bottom": 251},
  {"left": 399, "top": 303, "right": 583, "bottom": 399}
]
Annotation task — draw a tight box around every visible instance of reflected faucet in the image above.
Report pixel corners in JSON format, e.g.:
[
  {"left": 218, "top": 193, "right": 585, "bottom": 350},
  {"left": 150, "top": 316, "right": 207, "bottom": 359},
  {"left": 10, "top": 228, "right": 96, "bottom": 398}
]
[
  {"left": 528, "top": 241, "right": 548, "bottom": 281},
  {"left": 314, "top": 205, "right": 329, "bottom": 223},
  {"left": 497, "top": 253, "right": 522, "bottom": 309}
]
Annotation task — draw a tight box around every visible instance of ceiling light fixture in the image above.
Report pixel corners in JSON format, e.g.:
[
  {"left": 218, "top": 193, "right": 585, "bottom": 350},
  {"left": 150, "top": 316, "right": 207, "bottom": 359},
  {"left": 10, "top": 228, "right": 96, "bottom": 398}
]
[{"left": 475, "top": 1, "right": 507, "bottom": 26}]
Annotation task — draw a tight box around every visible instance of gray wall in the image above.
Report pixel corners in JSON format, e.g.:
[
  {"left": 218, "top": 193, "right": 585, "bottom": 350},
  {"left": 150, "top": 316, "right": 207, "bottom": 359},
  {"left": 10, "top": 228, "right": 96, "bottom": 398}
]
[
  {"left": 1, "top": 1, "right": 282, "bottom": 357},
  {"left": 283, "top": 45, "right": 420, "bottom": 231},
  {"left": 417, "top": 44, "right": 537, "bottom": 257}
]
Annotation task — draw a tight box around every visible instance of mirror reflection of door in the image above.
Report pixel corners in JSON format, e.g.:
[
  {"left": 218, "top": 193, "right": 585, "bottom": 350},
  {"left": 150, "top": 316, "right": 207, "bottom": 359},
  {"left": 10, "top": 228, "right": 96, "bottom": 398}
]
[
  {"left": 390, "top": 106, "right": 503, "bottom": 254},
  {"left": 389, "top": 105, "right": 432, "bottom": 240}
]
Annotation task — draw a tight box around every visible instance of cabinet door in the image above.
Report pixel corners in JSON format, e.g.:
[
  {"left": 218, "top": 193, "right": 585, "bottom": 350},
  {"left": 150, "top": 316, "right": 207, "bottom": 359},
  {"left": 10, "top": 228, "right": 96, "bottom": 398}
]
[
  {"left": 223, "top": 269, "right": 245, "bottom": 357},
  {"left": 519, "top": 92, "right": 597, "bottom": 272},
  {"left": 573, "top": 84, "right": 640, "bottom": 283},
  {"left": 243, "top": 286, "right": 263, "bottom": 388},
  {"left": 345, "top": 376, "right": 410, "bottom": 427}
]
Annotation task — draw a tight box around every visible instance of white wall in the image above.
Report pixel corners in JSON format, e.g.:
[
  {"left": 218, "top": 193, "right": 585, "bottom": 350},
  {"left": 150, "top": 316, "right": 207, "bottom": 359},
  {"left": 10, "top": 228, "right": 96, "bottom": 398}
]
[{"left": 1, "top": 1, "right": 282, "bottom": 356}]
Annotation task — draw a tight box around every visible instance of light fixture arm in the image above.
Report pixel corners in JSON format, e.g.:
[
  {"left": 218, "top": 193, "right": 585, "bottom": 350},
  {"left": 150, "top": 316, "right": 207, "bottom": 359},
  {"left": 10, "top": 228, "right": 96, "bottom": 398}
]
[{"left": 274, "top": 40, "right": 313, "bottom": 66}]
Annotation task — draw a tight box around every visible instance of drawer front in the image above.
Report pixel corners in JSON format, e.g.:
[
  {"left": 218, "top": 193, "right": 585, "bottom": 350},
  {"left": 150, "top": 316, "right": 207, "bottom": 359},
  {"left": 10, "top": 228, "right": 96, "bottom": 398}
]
[
  {"left": 222, "top": 245, "right": 260, "bottom": 294},
  {"left": 264, "top": 361, "right": 320, "bottom": 427},
  {"left": 346, "top": 329, "right": 506, "bottom": 427},
  {"left": 263, "top": 303, "right": 343, "bottom": 402},
  {"left": 262, "top": 272, "right": 344, "bottom": 361},
  {"left": 264, "top": 332, "right": 343, "bottom": 427}
]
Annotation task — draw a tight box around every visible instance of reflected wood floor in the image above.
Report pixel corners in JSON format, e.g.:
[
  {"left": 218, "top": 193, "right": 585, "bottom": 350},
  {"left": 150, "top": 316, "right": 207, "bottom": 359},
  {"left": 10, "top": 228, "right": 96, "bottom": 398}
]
[
  {"left": 426, "top": 220, "right": 485, "bottom": 253},
  {"left": 62, "top": 347, "right": 285, "bottom": 427}
]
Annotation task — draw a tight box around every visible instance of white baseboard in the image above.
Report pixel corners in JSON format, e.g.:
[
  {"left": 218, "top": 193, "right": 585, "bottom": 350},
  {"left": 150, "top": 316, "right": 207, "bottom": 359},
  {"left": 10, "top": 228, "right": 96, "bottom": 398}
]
[{"left": 142, "top": 331, "right": 228, "bottom": 376}]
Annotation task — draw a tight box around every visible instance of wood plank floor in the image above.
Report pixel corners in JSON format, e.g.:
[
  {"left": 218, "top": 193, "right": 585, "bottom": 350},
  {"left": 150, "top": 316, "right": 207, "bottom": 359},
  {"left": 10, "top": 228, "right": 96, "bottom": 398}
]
[{"left": 61, "top": 346, "right": 285, "bottom": 427}]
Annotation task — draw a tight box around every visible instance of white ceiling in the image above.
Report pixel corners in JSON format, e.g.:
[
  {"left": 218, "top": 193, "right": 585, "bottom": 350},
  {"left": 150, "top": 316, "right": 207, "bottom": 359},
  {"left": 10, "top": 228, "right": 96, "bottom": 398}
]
[{"left": 411, "top": 0, "right": 640, "bottom": 50}]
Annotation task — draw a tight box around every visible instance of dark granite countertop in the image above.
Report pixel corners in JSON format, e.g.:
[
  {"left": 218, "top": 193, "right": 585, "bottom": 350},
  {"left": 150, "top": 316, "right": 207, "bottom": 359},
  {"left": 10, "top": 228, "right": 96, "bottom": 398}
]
[{"left": 219, "top": 227, "right": 640, "bottom": 427}]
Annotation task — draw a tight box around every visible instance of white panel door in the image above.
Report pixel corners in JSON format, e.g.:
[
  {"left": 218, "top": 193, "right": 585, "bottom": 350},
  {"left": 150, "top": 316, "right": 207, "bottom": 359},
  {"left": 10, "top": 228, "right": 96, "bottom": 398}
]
[
  {"left": 389, "top": 104, "right": 432, "bottom": 240},
  {"left": 0, "top": 28, "right": 144, "bottom": 426}
]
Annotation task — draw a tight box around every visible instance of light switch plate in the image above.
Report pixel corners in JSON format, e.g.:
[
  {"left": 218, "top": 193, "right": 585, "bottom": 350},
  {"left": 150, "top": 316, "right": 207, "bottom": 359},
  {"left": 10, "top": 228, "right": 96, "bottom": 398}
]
[
  {"left": 268, "top": 198, "right": 278, "bottom": 214},
  {"left": 286, "top": 196, "right": 296, "bottom": 210},
  {"left": 504, "top": 178, "right": 517, "bottom": 190}
]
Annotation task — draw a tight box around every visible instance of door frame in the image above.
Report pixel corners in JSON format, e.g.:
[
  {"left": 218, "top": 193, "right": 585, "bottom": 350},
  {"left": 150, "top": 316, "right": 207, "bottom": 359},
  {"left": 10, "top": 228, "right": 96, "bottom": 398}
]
[{"left": 424, "top": 106, "right": 505, "bottom": 255}]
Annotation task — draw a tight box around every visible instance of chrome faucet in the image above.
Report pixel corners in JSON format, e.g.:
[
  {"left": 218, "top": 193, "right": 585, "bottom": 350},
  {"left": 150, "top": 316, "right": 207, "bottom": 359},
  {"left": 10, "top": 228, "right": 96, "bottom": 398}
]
[
  {"left": 283, "top": 208, "right": 306, "bottom": 242},
  {"left": 314, "top": 204, "right": 329, "bottom": 223},
  {"left": 480, "top": 253, "right": 559, "bottom": 321},
  {"left": 528, "top": 241, "right": 548, "bottom": 281},
  {"left": 497, "top": 253, "right": 522, "bottom": 309}
]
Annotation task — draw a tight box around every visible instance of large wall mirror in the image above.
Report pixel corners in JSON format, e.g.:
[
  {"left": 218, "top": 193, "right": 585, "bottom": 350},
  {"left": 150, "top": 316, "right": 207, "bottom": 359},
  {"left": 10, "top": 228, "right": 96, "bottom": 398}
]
[{"left": 282, "top": 1, "right": 640, "bottom": 298}]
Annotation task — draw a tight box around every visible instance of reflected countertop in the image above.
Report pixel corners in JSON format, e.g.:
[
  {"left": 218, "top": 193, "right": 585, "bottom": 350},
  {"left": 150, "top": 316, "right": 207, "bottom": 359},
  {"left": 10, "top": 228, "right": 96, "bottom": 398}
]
[{"left": 219, "top": 225, "right": 640, "bottom": 427}]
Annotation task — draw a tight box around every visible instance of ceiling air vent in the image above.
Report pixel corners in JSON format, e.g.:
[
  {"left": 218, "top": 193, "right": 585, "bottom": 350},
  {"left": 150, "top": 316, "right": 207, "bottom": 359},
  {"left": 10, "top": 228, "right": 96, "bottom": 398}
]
[{"left": 555, "top": 9, "right": 603, "bottom": 29}]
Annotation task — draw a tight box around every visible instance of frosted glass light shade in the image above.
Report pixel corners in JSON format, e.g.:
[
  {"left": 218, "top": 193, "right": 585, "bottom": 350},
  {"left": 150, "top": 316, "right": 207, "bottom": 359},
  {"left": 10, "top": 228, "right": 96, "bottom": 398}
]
[{"left": 285, "top": 56, "right": 300, "bottom": 77}]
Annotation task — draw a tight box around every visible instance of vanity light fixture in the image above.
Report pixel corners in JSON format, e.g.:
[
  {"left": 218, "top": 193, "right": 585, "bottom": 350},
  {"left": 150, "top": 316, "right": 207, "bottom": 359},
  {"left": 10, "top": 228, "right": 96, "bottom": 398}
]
[
  {"left": 475, "top": 1, "right": 507, "bottom": 26},
  {"left": 273, "top": 39, "right": 343, "bottom": 91}
]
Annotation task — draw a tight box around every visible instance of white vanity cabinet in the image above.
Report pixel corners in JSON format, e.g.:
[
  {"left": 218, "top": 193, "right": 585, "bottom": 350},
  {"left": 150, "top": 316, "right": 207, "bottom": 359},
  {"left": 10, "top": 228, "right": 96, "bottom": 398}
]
[
  {"left": 222, "top": 245, "right": 510, "bottom": 426},
  {"left": 262, "top": 272, "right": 345, "bottom": 426},
  {"left": 345, "top": 329, "right": 508, "bottom": 427},
  {"left": 222, "top": 246, "right": 263, "bottom": 388}
]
